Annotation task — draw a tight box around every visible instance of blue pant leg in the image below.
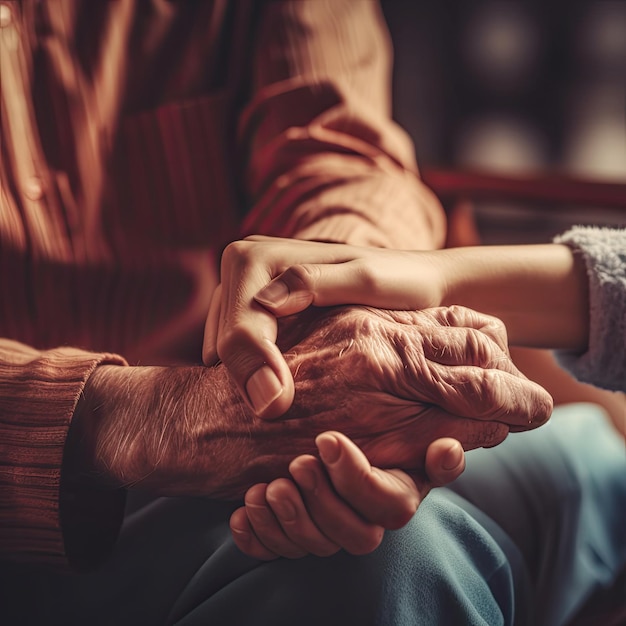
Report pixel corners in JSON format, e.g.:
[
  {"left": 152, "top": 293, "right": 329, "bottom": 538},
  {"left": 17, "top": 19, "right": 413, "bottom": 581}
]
[
  {"left": 448, "top": 403, "right": 626, "bottom": 626},
  {"left": 171, "top": 490, "right": 523, "bottom": 626},
  {"left": 0, "top": 491, "right": 519, "bottom": 626}
]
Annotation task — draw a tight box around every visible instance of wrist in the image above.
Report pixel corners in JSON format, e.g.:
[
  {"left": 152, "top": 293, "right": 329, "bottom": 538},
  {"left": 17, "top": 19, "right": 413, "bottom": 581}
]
[
  {"left": 61, "top": 364, "right": 129, "bottom": 568},
  {"left": 65, "top": 365, "right": 134, "bottom": 489},
  {"left": 437, "top": 249, "right": 468, "bottom": 309},
  {"left": 70, "top": 362, "right": 254, "bottom": 496}
]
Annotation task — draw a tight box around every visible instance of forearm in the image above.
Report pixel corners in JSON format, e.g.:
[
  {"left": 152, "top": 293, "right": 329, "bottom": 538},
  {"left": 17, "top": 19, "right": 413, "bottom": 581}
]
[
  {"left": 440, "top": 244, "right": 589, "bottom": 350},
  {"left": 69, "top": 362, "right": 297, "bottom": 500}
]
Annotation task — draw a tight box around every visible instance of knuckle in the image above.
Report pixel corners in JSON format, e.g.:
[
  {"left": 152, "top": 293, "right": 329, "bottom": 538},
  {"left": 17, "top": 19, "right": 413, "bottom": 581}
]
[
  {"left": 482, "top": 318, "right": 509, "bottom": 350},
  {"left": 479, "top": 369, "right": 507, "bottom": 409},
  {"left": 244, "top": 483, "right": 268, "bottom": 507},
  {"left": 221, "top": 240, "right": 250, "bottom": 266},
  {"left": 221, "top": 240, "right": 268, "bottom": 273},
  {"left": 525, "top": 386, "right": 553, "bottom": 427},
  {"left": 489, "top": 315, "right": 507, "bottom": 334},
  {"left": 444, "top": 304, "right": 465, "bottom": 325},
  {"left": 537, "top": 391, "right": 554, "bottom": 423},
  {"left": 283, "top": 263, "right": 320, "bottom": 291}
]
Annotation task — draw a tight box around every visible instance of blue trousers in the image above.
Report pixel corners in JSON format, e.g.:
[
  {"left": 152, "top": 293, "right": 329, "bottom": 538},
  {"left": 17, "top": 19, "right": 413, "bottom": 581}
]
[{"left": 1, "top": 404, "right": 624, "bottom": 625}]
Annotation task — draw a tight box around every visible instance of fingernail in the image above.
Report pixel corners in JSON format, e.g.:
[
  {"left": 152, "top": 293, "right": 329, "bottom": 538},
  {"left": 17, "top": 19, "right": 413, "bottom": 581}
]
[
  {"left": 316, "top": 434, "right": 341, "bottom": 465},
  {"left": 255, "top": 280, "right": 289, "bottom": 308},
  {"left": 246, "top": 366, "right": 283, "bottom": 415},
  {"left": 442, "top": 442, "right": 463, "bottom": 471}
]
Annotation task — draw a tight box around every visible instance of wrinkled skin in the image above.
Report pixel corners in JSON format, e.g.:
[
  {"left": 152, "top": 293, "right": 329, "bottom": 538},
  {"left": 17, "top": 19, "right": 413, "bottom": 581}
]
[
  {"left": 81, "top": 305, "right": 551, "bottom": 501},
  {"left": 196, "top": 236, "right": 552, "bottom": 559},
  {"left": 226, "top": 303, "right": 552, "bottom": 559},
  {"left": 273, "top": 304, "right": 550, "bottom": 468}
]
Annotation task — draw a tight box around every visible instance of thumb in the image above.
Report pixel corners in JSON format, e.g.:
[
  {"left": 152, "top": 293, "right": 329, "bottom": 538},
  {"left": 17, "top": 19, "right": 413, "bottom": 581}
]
[
  {"left": 203, "top": 284, "right": 223, "bottom": 365},
  {"left": 424, "top": 438, "right": 466, "bottom": 487},
  {"left": 313, "top": 431, "right": 422, "bottom": 529},
  {"left": 204, "top": 286, "right": 295, "bottom": 420},
  {"left": 254, "top": 261, "right": 392, "bottom": 316}
]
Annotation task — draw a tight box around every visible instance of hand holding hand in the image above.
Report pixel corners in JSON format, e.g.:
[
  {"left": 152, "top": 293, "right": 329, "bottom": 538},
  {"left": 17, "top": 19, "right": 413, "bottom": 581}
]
[
  {"left": 75, "top": 304, "right": 552, "bottom": 501},
  {"left": 203, "top": 236, "right": 447, "bottom": 419}
]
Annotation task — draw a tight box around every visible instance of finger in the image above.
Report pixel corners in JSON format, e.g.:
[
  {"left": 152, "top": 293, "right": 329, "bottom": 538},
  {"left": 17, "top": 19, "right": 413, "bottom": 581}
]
[
  {"left": 243, "top": 234, "right": 286, "bottom": 243},
  {"left": 424, "top": 438, "right": 465, "bottom": 487},
  {"left": 217, "top": 238, "right": 364, "bottom": 420},
  {"left": 202, "top": 283, "right": 223, "bottom": 365},
  {"left": 387, "top": 324, "right": 551, "bottom": 428},
  {"left": 255, "top": 255, "right": 437, "bottom": 318},
  {"left": 314, "top": 432, "right": 423, "bottom": 530},
  {"left": 421, "top": 306, "right": 511, "bottom": 355},
  {"left": 355, "top": 409, "right": 510, "bottom": 469},
  {"left": 254, "top": 263, "right": 372, "bottom": 317},
  {"left": 424, "top": 363, "right": 553, "bottom": 427},
  {"left": 419, "top": 325, "right": 519, "bottom": 375},
  {"left": 219, "top": 240, "right": 428, "bottom": 418},
  {"left": 289, "top": 455, "right": 385, "bottom": 555},
  {"left": 265, "top": 479, "right": 340, "bottom": 557},
  {"left": 215, "top": 242, "right": 292, "bottom": 419},
  {"left": 385, "top": 311, "right": 553, "bottom": 427},
  {"left": 229, "top": 506, "right": 279, "bottom": 560},
  {"left": 380, "top": 308, "right": 516, "bottom": 382},
  {"left": 242, "top": 483, "right": 308, "bottom": 559},
  {"left": 220, "top": 330, "right": 295, "bottom": 421}
]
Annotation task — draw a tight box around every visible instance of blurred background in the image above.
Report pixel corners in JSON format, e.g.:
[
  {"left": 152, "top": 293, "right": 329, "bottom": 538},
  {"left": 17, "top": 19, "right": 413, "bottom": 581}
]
[{"left": 381, "top": 0, "right": 626, "bottom": 243}]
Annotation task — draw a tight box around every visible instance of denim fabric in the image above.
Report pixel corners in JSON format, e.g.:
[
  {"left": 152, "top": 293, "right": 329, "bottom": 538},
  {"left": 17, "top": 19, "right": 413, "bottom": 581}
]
[
  {"left": 449, "top": 403, "right": 626, "bottom": 626},
  {"left": 1, "top": 404, "right": 623, "bottom": 626}
]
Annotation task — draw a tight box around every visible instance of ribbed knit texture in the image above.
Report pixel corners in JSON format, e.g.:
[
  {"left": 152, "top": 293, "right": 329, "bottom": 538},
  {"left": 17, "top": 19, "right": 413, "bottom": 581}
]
[
  {"left": 0, "top": 1, "right": 445, "bottom": 567},
  {"left": 0, "top": 342, "right": 127, "bottom": 567}
]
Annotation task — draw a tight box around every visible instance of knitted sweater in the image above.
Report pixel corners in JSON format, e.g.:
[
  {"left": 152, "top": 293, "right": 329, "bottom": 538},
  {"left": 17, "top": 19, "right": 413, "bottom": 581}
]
[{"left": 554, "top": 227, "right": 626, "bottom": 393}]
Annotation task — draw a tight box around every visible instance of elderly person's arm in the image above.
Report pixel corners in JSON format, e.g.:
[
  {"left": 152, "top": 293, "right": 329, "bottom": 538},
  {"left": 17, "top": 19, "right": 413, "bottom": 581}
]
[
  {"left": 1, "top": 305, "right": 552, "bottom": 568},
  {"left": 239, "top": 0, "right": 445, "bottom": 250}
]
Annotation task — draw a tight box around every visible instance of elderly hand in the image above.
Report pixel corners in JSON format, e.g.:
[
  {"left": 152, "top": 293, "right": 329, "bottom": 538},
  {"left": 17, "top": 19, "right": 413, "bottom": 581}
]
[
  {"left": 204, "top": 236, "right": 449, "bottom": 419},
  {"left": 274, "top": 304, "right": 550, "bottom": 464},
  {"left": 74, "top": 304, "right": 551, "bottom": 501}
]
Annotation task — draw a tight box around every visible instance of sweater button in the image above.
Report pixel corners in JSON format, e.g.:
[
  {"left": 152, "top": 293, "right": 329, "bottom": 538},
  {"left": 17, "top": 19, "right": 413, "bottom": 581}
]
[
  {"left": 24, "top": 177, "right": 44, "bottom": 201},
  {"left": 0, "top": 4, "right": 12, "bottom": 29}
]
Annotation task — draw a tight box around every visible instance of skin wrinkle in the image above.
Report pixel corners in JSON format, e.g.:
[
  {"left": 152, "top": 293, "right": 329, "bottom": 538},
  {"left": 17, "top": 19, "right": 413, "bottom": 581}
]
[
  {"left": 94, "top": 369, "right": 144, "bottom": 477},
  {"left": 337, "top": 337, "right": 355, "bottom": 358},
  {"left": 390, "top": 334, "right": 429, "bottom": 401},
  {"left": 76, "top": 304, "right": 549, "bottom": 502}
]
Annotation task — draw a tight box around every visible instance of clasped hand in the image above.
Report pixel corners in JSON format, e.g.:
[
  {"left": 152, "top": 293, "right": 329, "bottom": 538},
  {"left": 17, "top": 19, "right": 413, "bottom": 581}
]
[{"left": 201, "top": 236, "right": 552, "bottom": 560}]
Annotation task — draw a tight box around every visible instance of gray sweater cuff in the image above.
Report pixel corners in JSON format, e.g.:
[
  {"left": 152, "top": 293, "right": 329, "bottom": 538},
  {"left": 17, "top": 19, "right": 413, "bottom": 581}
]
[{"left": 553, "top": 226, "right": 626, "bottom": 393}]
